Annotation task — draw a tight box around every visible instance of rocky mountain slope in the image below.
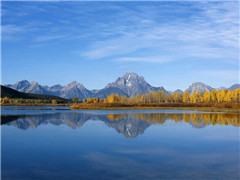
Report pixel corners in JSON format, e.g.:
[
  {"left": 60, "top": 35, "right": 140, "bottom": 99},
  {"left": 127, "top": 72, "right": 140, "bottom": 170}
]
[
  {"left": 60, "top": 81, "right": 93, "bottom": 99},
  {"left": 185, "top": 82, "right": 214, "bottom": 94},
  {"left": 104, "top": 72, "right": 166, "bottom": 97}
]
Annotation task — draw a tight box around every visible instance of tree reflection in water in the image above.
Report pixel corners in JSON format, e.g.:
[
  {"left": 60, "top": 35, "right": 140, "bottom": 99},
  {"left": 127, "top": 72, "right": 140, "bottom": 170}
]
[{"left": 1, "top": 112, "right": 239, "bottom": 138}]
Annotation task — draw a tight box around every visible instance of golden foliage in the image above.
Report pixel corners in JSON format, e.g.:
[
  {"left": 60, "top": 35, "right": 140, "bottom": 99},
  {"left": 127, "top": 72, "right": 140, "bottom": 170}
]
[
  {"left": 52, "top": 99, "right": 57, "bottom": 104},
  {"left": 76, "top": 88, "right": 240, "bottom": 105},
  {"left": 2, "top": 97, "right": 10, "bottom": 104}
]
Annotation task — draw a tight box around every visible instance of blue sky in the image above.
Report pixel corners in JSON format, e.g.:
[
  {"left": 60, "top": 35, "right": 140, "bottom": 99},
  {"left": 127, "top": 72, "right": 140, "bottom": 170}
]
[{"left": 1, "top": 1, "right": 239, "bottom": 91}]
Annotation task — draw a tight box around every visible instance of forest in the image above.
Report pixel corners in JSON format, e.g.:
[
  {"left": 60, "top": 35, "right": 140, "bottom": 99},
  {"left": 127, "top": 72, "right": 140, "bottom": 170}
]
[
  {"left": 70, "top": 89, "right": 240, "bottom": 111},
  {"left": 82, "top": 89, "right": 240, "bottom": 104}
]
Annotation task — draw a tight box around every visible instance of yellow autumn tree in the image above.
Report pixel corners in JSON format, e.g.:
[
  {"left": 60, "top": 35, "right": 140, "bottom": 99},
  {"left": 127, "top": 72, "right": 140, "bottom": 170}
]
[
  {"left": 224, "top": 90, "right": 232, "bottom": 102},
  {"left": 136, "top": 94, "right": 142, "bottom": 103},
  {"left": 190, "top": 92, "right": 197, "bottom": 103},
  {"left": 87, "top": 98, "right": 93, "bottom": 103},
  {"left": 233, "top": 89, "right": 240, "bottom": 102},
  {"left": 52, "top": 99, "right": 57, "bottom": 104},
  {"left": 173, "top": 92, "right": 179, "bottom": 103},
  {"left": 210, "top": 90, "right": 217, "bottom": 102},
  {"left": 108, "top": 94, "right": 115, "bottom": 103},
  {"left": 216, "top": 90, "right": 225, "bottom": 102},
  {"left": 115, "top": 94, "right": 120, "bottom": 103},
  {"left": 196, "top": 91, "right": 202, "bottom": 102},
  {"left": 2, "top": 97, "right": 10, "bottom": 104},
  {"left": 203, "top": 91, "right": 210, "bottom": 102},
  {"left": 183, "top": 92, "right": 190, "bottom": 103}
]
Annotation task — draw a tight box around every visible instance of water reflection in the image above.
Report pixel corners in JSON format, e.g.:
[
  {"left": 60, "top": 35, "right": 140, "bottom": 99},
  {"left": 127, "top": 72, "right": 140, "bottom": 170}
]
[
  {"left": 2, "top": 109, "right": 240, "bottom": 180},
  {"left": 1, "top": 112, "right": 239, "bottom": 138}
]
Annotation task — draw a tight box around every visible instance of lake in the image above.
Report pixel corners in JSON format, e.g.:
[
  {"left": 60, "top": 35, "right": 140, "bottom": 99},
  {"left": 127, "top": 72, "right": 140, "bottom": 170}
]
[{"left": 1, "top": 106, "right": 239, "bottom": 180}]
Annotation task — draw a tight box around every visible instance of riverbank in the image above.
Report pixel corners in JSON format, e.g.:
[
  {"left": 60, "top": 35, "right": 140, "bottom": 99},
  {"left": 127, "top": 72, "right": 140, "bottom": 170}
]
[
  {"left": 70, "top": 102, "right": 240, "bottom": 113},
  {"left": 1, "top": 102, "right": 240, "bottom": 113}
]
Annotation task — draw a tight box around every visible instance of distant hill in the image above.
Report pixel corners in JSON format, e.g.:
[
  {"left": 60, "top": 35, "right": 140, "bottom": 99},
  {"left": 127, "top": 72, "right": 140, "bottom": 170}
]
[{"left": 1, "top": 85, "right": 68, "bottom": 103}]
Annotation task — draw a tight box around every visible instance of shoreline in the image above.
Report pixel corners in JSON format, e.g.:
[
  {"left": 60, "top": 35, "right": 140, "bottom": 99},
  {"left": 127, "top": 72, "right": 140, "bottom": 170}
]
[
  {"left": 1, "top": 103, "right": 239, "bottom": 113},
  {"left": 70, "top": 106, "right": 240, "bottom": 113},
  {"left": 70, "top": 102, "right": 240, "bottom": 113}
]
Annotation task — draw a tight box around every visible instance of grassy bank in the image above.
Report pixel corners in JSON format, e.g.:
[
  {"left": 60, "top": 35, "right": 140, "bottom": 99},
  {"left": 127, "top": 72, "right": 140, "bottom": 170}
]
[
  {"left": 71, "top": 102, "right": 240, "bottom": 113},
  {"left": 2, "top": 102, "right": 239, "bottom": 113}
]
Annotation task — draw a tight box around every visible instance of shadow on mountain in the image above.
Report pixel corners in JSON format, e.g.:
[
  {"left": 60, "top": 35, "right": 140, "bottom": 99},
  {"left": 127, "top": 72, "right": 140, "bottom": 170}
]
[{"left": 1, "top": 112, "right": 239, "bottom": 138}]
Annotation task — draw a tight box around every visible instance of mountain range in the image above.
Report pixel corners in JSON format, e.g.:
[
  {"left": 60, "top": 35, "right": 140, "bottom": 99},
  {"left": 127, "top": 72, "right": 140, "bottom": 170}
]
[
  {"left": 1, "top": 85, "right": 68, "bottom": 103},
  {"left": 4, "top": 72, "right": 240, "bottom": 99}
]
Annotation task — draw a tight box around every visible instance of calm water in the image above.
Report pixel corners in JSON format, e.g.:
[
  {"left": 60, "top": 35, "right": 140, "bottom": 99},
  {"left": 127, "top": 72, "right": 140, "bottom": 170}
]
[{"left": 1, "top": 106, "right": 239, "bottom": 180}]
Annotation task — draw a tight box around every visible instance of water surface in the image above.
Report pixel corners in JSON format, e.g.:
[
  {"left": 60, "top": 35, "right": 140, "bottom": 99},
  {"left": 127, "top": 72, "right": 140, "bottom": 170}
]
[{"left": 1, "top": 106, "right": 239, "bottom": 180}]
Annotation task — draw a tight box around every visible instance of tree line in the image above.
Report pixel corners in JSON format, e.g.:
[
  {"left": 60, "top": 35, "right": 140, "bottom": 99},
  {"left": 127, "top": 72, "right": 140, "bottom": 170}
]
[
  {"left": 1, "top": 97, "right": 63, "bottom": 105},
  {"left": 81, "top": 89, "right": 240, "bottom": 104}
]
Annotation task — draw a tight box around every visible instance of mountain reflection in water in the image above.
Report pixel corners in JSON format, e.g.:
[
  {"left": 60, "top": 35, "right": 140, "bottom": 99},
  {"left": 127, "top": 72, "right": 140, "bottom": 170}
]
[{"left": 1, "top": 112, "right": 239, "bottom": 138}]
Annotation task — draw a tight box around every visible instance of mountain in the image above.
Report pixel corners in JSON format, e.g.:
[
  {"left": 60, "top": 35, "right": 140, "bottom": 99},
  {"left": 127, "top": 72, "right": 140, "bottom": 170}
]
[
  {"left": 26, "top": 81, "right": 52, "bottom": 94},
  {"left": 95, "top": 87, "right": 128, "bottom": 99},
  {"left": 173, "top": 89, "right": 183, "bottom": 94},
  {"left": 60, "top": 81, "right": 93, "bottom": 99},
  {"left": 215, "top": 87, "right": 227, "bottom": 91},
  {"left": 1, "top": 85, "right": 68, "bottom": 103},
  {"left": 49, "top": 84, "right": 63, "bottom": 93},
  {"left": 7, "top": 80, "right": 30, "bottom": 91},
  {"left": 7, "top": 80, "right": 53, "bottom": 95},
  {"left": 228, "top": 84, "right": 240, "bottom": 91},
  {"left": 104, "top": 72, "right": 166, "bottom": 97},
  {"left": 7, "top": 80, "right": 92, "bottom": 100},
  {"left": 91, "top": 89, "right": 100, "bottom": 94},
  {"left": 185, "top": 82, "right": 214, "bottom": 94}
]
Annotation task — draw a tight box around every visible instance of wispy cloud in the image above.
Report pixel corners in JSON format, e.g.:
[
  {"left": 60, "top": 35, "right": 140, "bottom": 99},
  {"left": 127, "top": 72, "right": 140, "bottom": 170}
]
[
  {"left": 79, "top": 2, "right": 239, "bottom": 64},
  {"left": 3, "top": 1, "right": 238, "bottom": 64},
  {"left": 35, "top": 34, "right": 69, "bottom": 42},
  {"left": 200, "top": 70, "right": 239, "bottom": 81},
  {"left": 115, "top": 56, "right": 173, "bottom": 63},
  {"left": 2, "top": 24, "right": 39, "bottom": 41},
  {"left": 116, "top": 147, "right": 176, "bottom": 155}
]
